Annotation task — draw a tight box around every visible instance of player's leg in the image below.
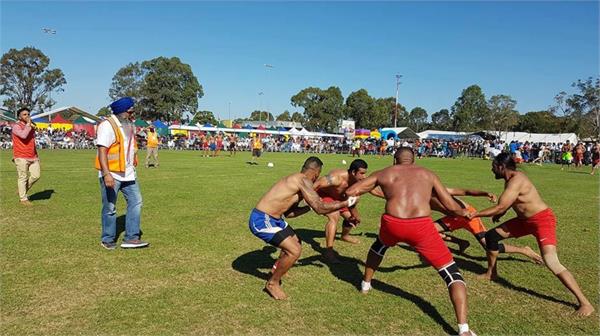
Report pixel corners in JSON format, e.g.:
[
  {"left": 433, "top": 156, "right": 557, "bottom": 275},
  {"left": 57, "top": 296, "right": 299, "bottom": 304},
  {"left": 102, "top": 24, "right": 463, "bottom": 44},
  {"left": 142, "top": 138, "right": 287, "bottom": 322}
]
[
  {"left": 266, "top": 231, "right": 302, "bottom": 300},
  {"left": 479, "top": 223, "right": 515, "bottom": 280},
  {"left": 340, "top": 210, "right": 359, "bottom": 244},
  {"left": 435, "top": 219, "right": 470, "bottom": 253},
  {"left": 323, "top": 211, "right": 341, "bottom": 263},
  {"left": 541, "top": 244, "right": 595, "bottom": 316},
  {"left": 361, "top": 236, "right": 389, "bottom": 293}
]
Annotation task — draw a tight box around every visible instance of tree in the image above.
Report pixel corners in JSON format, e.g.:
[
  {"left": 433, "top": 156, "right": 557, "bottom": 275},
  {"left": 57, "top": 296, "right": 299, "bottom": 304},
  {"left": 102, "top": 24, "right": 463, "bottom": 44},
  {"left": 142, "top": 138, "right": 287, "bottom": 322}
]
[
  {"left": 408, "top": 107, "right": 428, "bottom": 132},
  {"left": 0, "top": 47, "right": 66, "bottom": 113},
  {"left": 192, "top": 110, "right": 217, "bottom": 125},
  {"left": 291, "top": 86, "right": 344, "bottom": 131},
  {"left": 97, "top": 106, "right": 112, "bottom": 117},
  {"left": 109, "top": 56, "right": 203, "bottom": 121},
  {"left": 345, "top": 89, "right": 376, "bottom": 129},
  {"left": 451, "top": 85, "right": 489, "bottom": 131},
  {"left": 431, "top": 109, "right": 452, "bottom": 130},
  {"left": 372, "top": 97, "right": 397, "bottom": 128},
  {"left": 516, "top": 111, "right": 561, "bottom": 133},
  {"left": 276, "top": 110, "right": 291, "bottom": 121},
  {"left": 291, "top": 112, "right": 305, "bottom": 124},
  {"left": 487, "top": 95, "right": 519, "bottom": 134},
  {"left": 249, "top": 110, "right": 273, "bottom": 121},
  {"left": 568, "top": 77, "right": 600, "bottom": 138}
]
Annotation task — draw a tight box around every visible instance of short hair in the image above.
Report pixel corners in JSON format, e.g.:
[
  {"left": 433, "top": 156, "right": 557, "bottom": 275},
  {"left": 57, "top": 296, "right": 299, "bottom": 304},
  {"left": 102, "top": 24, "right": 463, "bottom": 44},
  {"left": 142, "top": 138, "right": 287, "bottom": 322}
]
[
  {"left": 301, "top": 156, "right": 323, "bottom": 172},
  {"left": 494, "top": 152, "right": 517, "bottom": 170},
  {"left": 348, "top": 159, "right": 368, "bottom": 174},
  {"left": 394, "top": 146, "right": 414, "bottom": 162},
  {"left": 17, "top": 107, "right": 31, "bottom": 116}
]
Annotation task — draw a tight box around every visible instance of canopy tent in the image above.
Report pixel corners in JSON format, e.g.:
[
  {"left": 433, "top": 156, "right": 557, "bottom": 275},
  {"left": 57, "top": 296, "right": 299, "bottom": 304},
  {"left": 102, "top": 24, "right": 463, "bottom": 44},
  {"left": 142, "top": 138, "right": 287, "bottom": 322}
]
[
  {"left": 232, "top": 124, "right": 242, "bottom": 129},
  {"left": 152, "top": 120, "right": 169, "bottom": 136},
  {"left": 354, "top": 129, "right": 370, "bottom": 139},
  {"left": 417, "top": 130, "right": 480, "bottom": 141},
  {"left": 299, "top": 128, "right": 311, "bottom": 136},
  {"left": 0, "top": 108, "right": 17, "bottom": 123},
  {"left": 134, "top": 119, "right": 149, "bottom": 128},
  {"left": 31, "top": 116, "right": 50, "bottom": 128},
  {"left": 195, "top": 125, "right": 344, "bottom": 138},
  {"left": 370, "top": 129, "right": 381, "bottom": 139},
  {"left": 72, "top": 116, "right": 96, "bottom": 136},
  {"left": 380, "top": 127, "right": 419, "bottom": 140},
  {"left": 482, "top": 131, "right": 579, "bottom": 144},
  {"left": 217, "top": 122, "right": 227, "bottom": 128},
  {"left": 50, "top": 113, "right": 73, "bottom": 130},
  {"left": 31, "top": 106, "right": 101, "bottom": 122}
]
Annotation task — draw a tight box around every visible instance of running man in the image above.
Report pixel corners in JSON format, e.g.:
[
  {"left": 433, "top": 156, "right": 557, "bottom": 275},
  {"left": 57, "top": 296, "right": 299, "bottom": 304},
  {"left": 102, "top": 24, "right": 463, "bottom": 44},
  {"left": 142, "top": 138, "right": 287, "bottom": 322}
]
[
  {"left": 313, "top": 159, "right": 370, "bottom": 263},
  {"left": 590, "top": 142, "right": 600, "bottom": 175},
  {"left": 430, "top": 188, "right": 542, "bottom": 263},
  {"left": 249, "top": 157, "right": 358, "bottom": 300},
  {"left": 469, "top": 152, "right": 594, "bottom": 316},
  {"left": 346, "top": 148, "right": 476, "bottom": 336}
]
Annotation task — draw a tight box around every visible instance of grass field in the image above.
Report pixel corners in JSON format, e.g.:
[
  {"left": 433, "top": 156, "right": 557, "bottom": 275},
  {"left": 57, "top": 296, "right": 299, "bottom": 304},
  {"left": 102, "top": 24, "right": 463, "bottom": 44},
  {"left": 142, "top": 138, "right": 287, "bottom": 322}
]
[{"left": 1, "top": 149, "right": 598, "bottom": 335}]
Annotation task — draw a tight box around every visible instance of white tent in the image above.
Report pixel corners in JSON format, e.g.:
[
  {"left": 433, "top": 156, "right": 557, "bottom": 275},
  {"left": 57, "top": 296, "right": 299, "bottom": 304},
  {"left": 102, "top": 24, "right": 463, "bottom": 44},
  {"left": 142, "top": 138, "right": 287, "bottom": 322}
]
[
  {"left": 299, "top": 128, "right": 311, "bottom": 136},
  {"left": 489, "top": 131, "right": 578, "bottom": 144},
  {"left": 30, "top": 106, "right": 101, "bottom": 122},
  {"left": 288, "top": 128, "right": 300, "bottom": 136}
]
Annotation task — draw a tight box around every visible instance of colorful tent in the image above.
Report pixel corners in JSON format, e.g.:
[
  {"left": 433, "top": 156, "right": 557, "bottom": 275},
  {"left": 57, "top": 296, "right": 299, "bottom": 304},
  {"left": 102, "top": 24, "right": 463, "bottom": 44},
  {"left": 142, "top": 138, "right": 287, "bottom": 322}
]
[
  {"left": 32, "top": 116, "right": 50, "bottom": 129},
  {"left": 73, "top": 116, "right": 96, "bottom": 136},
  {"left": 232, "top": 124, "right": 241, "bottom": 129},
  {"left": 355, "top": 129, "right": 370, "bottom": 139},
  {"left": 134, "top": 119, "right": 149, "bottom": 127},
  {"left": 370, "top": 129, "right": 381, "bottom": 139},
  {"left": 152, "top": 120, "right": 169, "bottom": 136},
  {"left": 50, "top": 114, "right": 73, "bottom": 130}
]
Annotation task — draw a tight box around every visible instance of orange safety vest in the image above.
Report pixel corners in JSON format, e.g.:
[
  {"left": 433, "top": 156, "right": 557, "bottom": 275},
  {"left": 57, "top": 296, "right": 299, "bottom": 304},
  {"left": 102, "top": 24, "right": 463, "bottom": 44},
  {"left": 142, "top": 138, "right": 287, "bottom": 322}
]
[
  {"left": 253, "top": 138, "right": 263, "bottom": 150},
  {"left": 95, "top": 116, "right": 138, "bottom": 173},
  {"left": 147, "top": 131, "right": 159, "bottom": 148}
]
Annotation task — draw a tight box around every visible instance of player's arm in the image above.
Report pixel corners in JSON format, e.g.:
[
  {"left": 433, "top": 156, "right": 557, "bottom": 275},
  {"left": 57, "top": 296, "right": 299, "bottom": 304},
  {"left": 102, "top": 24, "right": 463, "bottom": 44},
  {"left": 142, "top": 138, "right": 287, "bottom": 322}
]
[
  {"left": 432, "top": 176, "right": 467, "bottom": 218},
  {"left": 369, "top": 186, "right": 385, "bottom": 199},
  {"left": 299, "top": 177, "right": 355, "bottom": 215},
  {"left": 471, "top": 179, "right": 521, "bottom": 220},
  {"left": 284, "top": 202, "right": 311, "bottom": 218},
  {"left": 346, "top": 173, "right": 379, "bottom": 197},
  {"left": 313, "top": 173, "right": 338, "bottom": 192},
  {"left": 446, "top": 187, "right": 497, "bottom": 203}
]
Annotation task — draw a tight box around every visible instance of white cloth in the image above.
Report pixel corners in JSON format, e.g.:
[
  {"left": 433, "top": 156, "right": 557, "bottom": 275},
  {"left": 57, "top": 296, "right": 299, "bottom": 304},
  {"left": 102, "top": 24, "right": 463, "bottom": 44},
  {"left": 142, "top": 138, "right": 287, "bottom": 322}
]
[{"left": 96, "top": 115, "right": 136, "bottom": 181}]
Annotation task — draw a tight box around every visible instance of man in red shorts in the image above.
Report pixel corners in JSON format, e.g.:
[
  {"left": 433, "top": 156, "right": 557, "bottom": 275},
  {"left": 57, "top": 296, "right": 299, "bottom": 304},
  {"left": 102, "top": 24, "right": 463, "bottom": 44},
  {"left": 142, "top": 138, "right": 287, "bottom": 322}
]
[
  {"left": 431, "top": 188, "right": 542, "bottom": 264},
  {"left": 469, "top": 152, "right": 594, "bottom": 316},
  {"left": 314, "top": 159, "right": 369, "bottom": 263},
  {"left": 346, "top": 147, "right": 476, "bottom": 336}
]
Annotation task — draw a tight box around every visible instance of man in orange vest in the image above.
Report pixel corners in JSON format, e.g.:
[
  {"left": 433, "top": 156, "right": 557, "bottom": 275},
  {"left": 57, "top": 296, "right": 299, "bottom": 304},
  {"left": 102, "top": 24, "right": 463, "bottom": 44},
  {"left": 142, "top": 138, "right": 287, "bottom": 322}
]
[
  {"left": 12, "top": 107, "right": 41, "bottom": 206},
  {"left": 145, "top": 126, "right": 159, "bottom": 168},
  {"left": 250, "top": 135, "right": 263, "bottom": 165},
  {"left": 96, "top": 97, "right": 149, "bottom": 250}
]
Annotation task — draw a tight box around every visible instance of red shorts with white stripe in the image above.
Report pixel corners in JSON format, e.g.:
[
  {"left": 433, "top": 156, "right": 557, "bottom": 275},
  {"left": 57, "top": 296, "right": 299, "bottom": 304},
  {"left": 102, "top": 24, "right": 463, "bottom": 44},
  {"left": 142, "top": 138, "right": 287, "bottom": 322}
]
[{"left": 502, "top": 208, "right": 557, "bottom": 247}]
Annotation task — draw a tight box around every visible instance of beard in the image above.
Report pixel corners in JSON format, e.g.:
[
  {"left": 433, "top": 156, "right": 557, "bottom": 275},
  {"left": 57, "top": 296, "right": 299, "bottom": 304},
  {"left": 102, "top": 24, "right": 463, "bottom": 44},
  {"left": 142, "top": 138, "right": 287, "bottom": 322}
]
[{"left": 494, "top": 172, "right": 503, "bottom": 179}]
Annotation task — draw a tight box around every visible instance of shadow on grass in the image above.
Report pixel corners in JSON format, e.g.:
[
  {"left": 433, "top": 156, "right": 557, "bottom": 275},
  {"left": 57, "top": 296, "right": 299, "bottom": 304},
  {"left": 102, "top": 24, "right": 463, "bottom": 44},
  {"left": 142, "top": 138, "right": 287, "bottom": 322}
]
[
  {"left": 29, "top": 189, "right": 55, "bottom": 201},
  {"left": 114, "top": 215, "right": 144, "bottom": 241}
]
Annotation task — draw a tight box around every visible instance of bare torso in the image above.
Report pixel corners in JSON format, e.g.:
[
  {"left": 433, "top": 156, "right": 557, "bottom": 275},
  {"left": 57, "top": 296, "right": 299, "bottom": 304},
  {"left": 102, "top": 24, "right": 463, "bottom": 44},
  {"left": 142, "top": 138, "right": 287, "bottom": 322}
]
[
  {"left": 316, "top": 169, "right": 350, "bottom": 198},
  {"left": 377, "top": 165, "right": 436, "bottom": 218},
  {"left": 255, "top": 173, "right": 304, "bottom": 218},
  {"left": 506, "top": 172, "right": 548, "bottom": 218}
]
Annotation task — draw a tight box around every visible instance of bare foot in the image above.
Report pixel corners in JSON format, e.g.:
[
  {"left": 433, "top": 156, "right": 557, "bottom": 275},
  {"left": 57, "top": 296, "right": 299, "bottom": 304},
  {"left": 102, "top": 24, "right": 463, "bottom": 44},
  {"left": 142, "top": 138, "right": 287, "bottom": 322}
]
[
  {"left": 20, "top": 200, "right": 33, "bottom": 206},
  {"left": 323, "top": 250, "right": 341, "bottom": 264},
  {"left": 460, "top": 331, "right": 477, "bottom": 336},
  {"left": 575, "top": 304, "right": 595, "bottom": 317},
  {"left": 523, "top": 246, "right": 544, "bottom": 265},
  {"left": 341, "top": 235, "right": 360, "bottom": 244},
  {"left": 458, "top": 240, "right": 470, "bottom": 254},
  {"left": 476, "top": 272, "right": 497, "bottom": 281},
  {"left": 264, "top": 281, "right": 288, "bottom": 300}
]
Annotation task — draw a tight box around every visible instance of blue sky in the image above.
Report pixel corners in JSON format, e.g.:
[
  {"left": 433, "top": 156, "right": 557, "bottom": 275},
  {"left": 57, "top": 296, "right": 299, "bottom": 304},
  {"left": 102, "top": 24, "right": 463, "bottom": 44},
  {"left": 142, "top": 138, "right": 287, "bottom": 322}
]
[{"left": 1, "top": 1, "right": 598, "bottom": 121}]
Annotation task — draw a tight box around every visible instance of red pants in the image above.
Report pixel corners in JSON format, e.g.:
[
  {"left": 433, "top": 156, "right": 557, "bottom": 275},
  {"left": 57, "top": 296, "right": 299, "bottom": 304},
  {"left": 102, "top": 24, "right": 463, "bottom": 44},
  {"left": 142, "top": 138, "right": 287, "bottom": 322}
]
[
  {"left": 379, "top": 214, "right": 453, "bottom": 269},
  {"left": 318, "top": 192, "right": 349, "bottom": 213},
  {"left": 502, "top": 208, "right": 557, "bottom": 247}
]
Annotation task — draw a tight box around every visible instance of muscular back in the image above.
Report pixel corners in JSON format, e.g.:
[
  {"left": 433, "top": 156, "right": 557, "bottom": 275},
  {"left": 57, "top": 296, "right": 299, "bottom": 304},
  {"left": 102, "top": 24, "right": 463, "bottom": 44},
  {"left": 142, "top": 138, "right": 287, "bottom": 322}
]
[
  {"left": 377, "top": 165, "right": 436, "bottom": 218},
  {"left": 255, "top": 174, "right": 303, "bottom": 218}
]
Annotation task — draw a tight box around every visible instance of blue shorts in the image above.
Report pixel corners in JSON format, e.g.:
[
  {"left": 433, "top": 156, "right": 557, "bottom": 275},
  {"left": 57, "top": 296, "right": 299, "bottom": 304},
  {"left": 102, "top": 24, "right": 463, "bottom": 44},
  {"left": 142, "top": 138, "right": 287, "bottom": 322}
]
[{"left": 249, "top": 208, "right": 295, "bottom": 246}]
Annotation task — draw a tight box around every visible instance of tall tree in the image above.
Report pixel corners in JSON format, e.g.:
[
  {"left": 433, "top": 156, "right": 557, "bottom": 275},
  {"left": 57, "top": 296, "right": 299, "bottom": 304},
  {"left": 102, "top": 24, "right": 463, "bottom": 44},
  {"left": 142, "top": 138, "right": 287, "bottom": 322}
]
[
  {"left": 291, "top": 86, "right": 344, "bottom": 131},
  {"left": 371, "top": 97, "right": 397, "bottom": 128},
  {"left": 109, "top": 56, "right": 203, "bottom": 121},
  {"left": 192, "top": 110, "right": 217, "bottom": 125},
  {"left": 408, "top": 107, "right": 428, "bottom": 132},
  {"left": 291, "top": 112, "right": 305, "bottom": 124},
  {"left": 276, "top": 110, "right": 291, "bottom": 121},
  {"left": 249, "top": 110, "right": 274, "bottom": 121},
  {"left": 451, "top": 85, "right": 489, "bottom": 131},
  {"left": 0, "top": 47, "right": 66, "bottom": 113},
  {"left": 568, "top": 77, "right": 600, "bottom": 138},
  {"left": 345, "top": 89, "right": 379, "bottom": 129},
  {"left": 515, "top": 111, "right": 561, "bottom": 133},
  {"left": 431, "top": 109, "right": 452, "bottom": 130},
  {"left": 487, "top": 95, "right": 519, "bottom": 134}
]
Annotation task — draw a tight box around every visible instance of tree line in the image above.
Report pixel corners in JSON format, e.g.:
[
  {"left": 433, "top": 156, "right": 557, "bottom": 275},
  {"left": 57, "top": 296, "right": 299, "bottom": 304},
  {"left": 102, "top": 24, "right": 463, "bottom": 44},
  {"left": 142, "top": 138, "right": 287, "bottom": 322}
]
[{"left": 1, "top": 47, "right": 598, "bottom": 137}]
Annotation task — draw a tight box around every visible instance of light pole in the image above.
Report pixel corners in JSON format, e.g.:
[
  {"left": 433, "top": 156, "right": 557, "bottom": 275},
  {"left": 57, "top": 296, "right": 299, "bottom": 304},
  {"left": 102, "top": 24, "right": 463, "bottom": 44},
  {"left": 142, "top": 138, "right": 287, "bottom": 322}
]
[
  {"left": 258, "top": 92, "right": 264, "bottom": 122},
  {"left": 264, "top": 64, "right": 274, "bottom": 123},
  {"left": 395, "top": 74, "right": 402, "bottom": 128}
]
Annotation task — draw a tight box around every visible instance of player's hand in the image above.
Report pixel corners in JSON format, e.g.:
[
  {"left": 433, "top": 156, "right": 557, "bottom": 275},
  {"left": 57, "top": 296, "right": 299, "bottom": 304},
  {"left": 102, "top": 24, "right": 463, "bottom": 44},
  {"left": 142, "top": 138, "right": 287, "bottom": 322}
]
[
  {"left": 492, "top": 213, "right": 504, "bottom": 223},
  {"left": 348, "top": 216, "right": 361, "bottom": 227},
  {"left": 347, "top": 196, "right": 359, "bottom": 207},
  {"left": 103, "top": 174, "right": 115, "bottom": 189},
  {"left": 462, "top": 209, "right": 474, "bottom": 219},
  {"left": 487, "top": 193, "right": 498, "bottom": 203}
]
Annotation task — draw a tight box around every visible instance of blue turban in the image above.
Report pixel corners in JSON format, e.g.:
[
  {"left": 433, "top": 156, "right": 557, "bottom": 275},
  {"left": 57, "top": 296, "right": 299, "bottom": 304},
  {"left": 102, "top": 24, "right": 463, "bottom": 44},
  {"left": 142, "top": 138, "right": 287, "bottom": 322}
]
[{"left": 110, "top": 97, "right": 135, "bottom": 114}]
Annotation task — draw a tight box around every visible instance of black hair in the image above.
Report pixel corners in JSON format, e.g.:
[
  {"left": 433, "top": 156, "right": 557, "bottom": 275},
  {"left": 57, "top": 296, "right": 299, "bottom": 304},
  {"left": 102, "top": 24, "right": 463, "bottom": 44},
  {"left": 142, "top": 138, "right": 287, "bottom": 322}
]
[
  {"left": 17, "top": 107, "right": 31, "bottom": 116},
  {"left": 301, "top": 156, "right": 323, "bottom": 172},
  {"left": 493, "top": 152, "right": 517, "bottom": 170},
  {"left": 348, "top": 159, "right": 368, "bottom": 174},
  {"left": 394, "top": 146, "right": 414, "bottom": 162}
]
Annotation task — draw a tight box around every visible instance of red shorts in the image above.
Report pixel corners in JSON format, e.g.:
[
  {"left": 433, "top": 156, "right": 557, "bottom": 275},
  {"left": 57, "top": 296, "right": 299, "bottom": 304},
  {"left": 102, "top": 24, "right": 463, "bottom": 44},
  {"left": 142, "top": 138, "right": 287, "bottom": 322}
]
[
  {"left": 502, "top": 208, "right": 557, "bottom": 247},
  {"left": 318, "top": 192, "right": 349, "bottom": 213},
  {"left": 379, "top": 214, "right": 453, "bottom": 269},
  {"left": 439, "top": 204, "right": 486, "bottom": 236}
]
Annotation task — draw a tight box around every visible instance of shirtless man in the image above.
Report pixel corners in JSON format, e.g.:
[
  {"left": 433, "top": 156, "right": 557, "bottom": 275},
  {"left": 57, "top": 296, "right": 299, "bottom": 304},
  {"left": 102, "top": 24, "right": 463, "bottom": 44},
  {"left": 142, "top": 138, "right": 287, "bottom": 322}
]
[
  {"left": 346, "top": 148, "right": 476, "bottom": 336},
  {"left": 248, "top": 157, "right": 358, "bottom": 300},
  {"left": 314, "top": 159, "right": 369, "bottom": 263},
  {"left": 470, "top": 152, "right": 594, "bottom": 316},
  {"left": 591, "top": 142, "right": 600, "bottom": 175},
  {"left": 431, "top": 188, "right": 543, "bottom": 264}
]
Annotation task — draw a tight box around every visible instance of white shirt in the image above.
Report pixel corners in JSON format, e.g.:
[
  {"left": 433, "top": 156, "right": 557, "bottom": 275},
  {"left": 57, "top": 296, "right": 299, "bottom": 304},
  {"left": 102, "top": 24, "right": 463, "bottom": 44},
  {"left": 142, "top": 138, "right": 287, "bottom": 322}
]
[{"left": 96, "top": 115, "right": 137, "bottom": 181}]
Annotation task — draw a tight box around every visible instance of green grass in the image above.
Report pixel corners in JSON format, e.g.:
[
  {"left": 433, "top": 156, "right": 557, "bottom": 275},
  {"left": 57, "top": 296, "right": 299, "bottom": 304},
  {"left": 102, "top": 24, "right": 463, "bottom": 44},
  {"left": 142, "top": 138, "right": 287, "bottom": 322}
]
[{"left": 1, "top": 149, "right": 598, "bottom": 335}]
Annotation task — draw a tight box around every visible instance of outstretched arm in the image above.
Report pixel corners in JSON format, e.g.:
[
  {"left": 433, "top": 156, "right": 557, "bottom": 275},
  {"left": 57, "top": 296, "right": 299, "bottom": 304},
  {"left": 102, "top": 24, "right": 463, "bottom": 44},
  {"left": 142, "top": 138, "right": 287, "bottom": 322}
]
[
  {"left": 346, "top": 173, "right": 378, "bottom": 197},
  {"left": 432, "top": 176, "right": 468, "bottom": 218},
  {"left": 471, "top": 179, "right": 521, "bottom": 220},
  {"left": 284, "top": 203, "right": 311, "bottom": 218},
  {"left": 299, "top": 178, "right": 354, "bottom": 215},
  {"left": 446, "top": 187, "right": 497, "bottom": 203}
]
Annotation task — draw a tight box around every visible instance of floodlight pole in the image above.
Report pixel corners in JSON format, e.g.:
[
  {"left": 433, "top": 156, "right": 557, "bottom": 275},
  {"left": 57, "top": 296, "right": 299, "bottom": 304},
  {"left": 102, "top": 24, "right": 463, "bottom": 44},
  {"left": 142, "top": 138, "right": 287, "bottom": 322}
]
[{"left": 395, "top": 74, "right": 402, "bottom": 128}]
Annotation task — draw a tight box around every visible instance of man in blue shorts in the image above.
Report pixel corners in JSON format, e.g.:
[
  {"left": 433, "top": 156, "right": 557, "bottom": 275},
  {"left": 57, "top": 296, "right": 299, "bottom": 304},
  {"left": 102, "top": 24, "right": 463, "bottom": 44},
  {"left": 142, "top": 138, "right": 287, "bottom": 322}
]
[{"left": 249, "top": 156, "right": 358, "bottom": 300}]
